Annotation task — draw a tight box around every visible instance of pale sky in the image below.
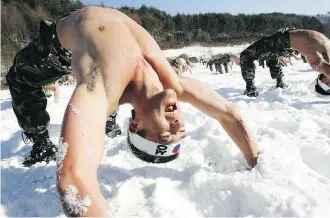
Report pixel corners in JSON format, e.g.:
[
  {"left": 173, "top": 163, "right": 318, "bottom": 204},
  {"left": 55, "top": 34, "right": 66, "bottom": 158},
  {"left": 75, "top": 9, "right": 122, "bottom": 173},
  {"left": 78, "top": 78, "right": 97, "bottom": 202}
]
[{"left": 80, "top": 0, "right": 329, "bottom": 15}]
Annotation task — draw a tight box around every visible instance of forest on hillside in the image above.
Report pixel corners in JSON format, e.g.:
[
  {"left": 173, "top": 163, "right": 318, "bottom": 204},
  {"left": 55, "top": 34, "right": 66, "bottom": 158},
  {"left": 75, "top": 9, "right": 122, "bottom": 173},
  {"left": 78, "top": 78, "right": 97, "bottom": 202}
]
[{"left": 1, "top": 0, "right": 328, "bottom": 69}]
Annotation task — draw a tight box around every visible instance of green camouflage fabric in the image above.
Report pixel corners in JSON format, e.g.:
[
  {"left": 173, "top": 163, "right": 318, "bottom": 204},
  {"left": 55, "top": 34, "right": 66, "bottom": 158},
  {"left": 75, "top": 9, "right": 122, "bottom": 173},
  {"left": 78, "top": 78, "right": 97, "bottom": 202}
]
[
  {"left": 207, "top": 59, "right": 214, "bottom": 71},
  {"left": 282, "top": 48, "right": 299, "bottom": 58},
  {"left": 258, "top": 59, "right": 265, "bottom": 68},
  {"left": 6, "top": 18, "right": 72, "bottom": 134},
  {"left": 240, "top": 28, "right": 295, "bottom": 82},
  {"left": 207, "top": 54, "right": 230, "bottom": 73},
  {"left": 266, "top": 57, "right": 283, "bottom": 78},
  {"left": 213, "top": 54, "right": 230, "bottom": 73}
]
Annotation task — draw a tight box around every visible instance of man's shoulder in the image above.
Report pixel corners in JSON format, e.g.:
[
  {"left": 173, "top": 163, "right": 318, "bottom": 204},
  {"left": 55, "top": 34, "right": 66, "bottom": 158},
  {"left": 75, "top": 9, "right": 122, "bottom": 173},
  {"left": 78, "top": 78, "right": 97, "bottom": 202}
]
[{"left": 77, "top": 6, "right": 121, "bottom": 22}]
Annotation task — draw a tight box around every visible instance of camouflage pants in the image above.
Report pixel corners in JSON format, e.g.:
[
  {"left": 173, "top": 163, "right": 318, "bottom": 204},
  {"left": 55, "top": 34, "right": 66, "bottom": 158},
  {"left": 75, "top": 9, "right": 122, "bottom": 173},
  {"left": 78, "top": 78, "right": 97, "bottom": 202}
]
[
  {"left": 214, "top": 54, "right": 230, "bottom": 73},
  {"left": 240, "top": 30, "right": 291, "bottom": 82},
  {"left": 5, "top": 31, "right": 71, "bottom": 134},
  {"left": 223, "top": 63, "right": 228, "bottom": 73},
  {"left": 265, "top": 57, "right": 283, "bottom": 79},
  {"left": 259, "top": 59, "right": 265, "bottom": 68},
  {"left": 214, "top": 63, "right": 229, "bottom": 73},
  {"left": 6, "top": 64, "right": 69, "bottom": 134}
]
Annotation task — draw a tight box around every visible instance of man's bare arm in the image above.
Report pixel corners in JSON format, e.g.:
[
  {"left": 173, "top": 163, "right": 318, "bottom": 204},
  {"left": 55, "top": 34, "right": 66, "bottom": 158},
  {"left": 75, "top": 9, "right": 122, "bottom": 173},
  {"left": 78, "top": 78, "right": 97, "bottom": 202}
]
[
  {"left": 178, "top": 77, "right": 259, "bottom": 167},
  {"left": 58, "top": 85, "right": 110, "bottom": 216},
  {"left": 229, "top": 54, "right": 240, "bottom": 66},
  {"left": 57, "top": 10, "right": 137, "bottom": 216},
  {"left": 316, "top": 52, "right": 330, "bottom": 78},
  {"left": 289, "top": 29, "right": 330, "bottom": 78}
]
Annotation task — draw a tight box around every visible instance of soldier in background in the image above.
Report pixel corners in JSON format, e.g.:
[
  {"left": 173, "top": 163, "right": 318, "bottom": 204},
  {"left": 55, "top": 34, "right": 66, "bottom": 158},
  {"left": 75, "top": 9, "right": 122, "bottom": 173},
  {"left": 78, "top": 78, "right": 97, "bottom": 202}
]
[
  {"left": 208, "top": 53, "right": 240, "bottom": 74},
  {"left": 239, "top": 28, "right": 330, "bottom": 97},
  {"left": 239, "top": 28, "right": 294, "bottom": 96}
]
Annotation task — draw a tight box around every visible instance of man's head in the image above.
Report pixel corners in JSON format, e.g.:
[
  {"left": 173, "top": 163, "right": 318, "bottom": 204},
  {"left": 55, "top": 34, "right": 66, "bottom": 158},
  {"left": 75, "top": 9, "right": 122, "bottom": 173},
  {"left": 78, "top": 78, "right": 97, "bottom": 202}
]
[
  {"left": 315, "top": 73, "right": 330, "bottom": 95},
  {"left": 129, "top": 88, "right": 186, "bottom": 145},
  {"left": 319, "top": 73, "right": 330, "bottom": 85}
]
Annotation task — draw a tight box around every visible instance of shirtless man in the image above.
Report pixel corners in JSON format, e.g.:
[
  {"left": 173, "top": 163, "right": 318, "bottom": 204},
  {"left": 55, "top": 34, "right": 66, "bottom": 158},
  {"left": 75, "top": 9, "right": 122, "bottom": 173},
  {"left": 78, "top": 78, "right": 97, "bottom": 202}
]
[
  {"left": 49, "top": 6, "right": 260, "bottom": 216},
  {"left": 240, "top": 28, "right": 330, "bottom": 97}
]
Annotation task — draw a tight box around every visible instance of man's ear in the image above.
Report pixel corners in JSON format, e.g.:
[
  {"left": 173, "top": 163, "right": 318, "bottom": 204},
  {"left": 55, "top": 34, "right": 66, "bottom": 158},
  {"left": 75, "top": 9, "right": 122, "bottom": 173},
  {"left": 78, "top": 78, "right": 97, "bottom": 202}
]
[
  {"left": 129, "top": 119, "right": 138, "bottom": 133},
  {"left": 320, "top": 78, "right": 328, "bottom": 83}
]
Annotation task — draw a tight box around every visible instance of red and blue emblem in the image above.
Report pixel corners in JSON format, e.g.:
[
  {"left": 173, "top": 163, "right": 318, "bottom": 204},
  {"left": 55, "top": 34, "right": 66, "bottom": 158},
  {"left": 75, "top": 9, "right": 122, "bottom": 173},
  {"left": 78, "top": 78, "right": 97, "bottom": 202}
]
[{"left": 172, "top": 144, "right": 181, "bottom": 154}]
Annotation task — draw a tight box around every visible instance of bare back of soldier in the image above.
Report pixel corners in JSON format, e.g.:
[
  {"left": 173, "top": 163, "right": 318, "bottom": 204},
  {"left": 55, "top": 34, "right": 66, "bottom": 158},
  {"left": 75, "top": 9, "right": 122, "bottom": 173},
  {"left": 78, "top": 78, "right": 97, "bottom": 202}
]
[{"left": 290, "top": 29, "right": 330, "bottom": 69}]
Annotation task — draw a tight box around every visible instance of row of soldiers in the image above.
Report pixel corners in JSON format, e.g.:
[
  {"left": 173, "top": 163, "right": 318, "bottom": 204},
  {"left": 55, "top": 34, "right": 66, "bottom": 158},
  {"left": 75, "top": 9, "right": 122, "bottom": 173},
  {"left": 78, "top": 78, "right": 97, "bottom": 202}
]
[
  {"left": 168, "top": 48, "right": 304, "bottom": 78},
  {"left": 167, "top": 28, "right": 329, "bottom": 97}
]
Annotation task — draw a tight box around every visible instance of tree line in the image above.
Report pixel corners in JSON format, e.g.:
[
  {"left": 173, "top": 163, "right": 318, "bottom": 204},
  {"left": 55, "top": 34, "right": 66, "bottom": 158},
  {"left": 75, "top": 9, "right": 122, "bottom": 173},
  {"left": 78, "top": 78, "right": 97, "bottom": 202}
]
[
  {"left": 1, "top": 0, "right": 328, "bottom": 70},
  {"left": 1, "top": 0, "right": 84, "bottom": 68},
  {"left": 120, "top": 5, "right": 327, "bottom": 48}
]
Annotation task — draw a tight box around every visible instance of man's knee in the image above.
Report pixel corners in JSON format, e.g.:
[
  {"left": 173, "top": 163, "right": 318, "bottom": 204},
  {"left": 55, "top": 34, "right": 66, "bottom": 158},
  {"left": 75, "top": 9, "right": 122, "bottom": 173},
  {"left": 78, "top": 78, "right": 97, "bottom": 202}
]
[
  {"left": 269, "top": 68, "right": 283, "bottom": 79},
  {"left": 267, "top": 58, "right": 283, "bottom": 79}
]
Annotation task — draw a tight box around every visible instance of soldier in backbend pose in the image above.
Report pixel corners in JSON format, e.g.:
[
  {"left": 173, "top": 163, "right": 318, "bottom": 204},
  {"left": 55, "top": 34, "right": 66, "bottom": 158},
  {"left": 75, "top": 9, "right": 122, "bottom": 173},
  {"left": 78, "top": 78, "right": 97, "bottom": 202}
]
[{"left": 240, "top": 28, "right": 330, "bottom": 97}]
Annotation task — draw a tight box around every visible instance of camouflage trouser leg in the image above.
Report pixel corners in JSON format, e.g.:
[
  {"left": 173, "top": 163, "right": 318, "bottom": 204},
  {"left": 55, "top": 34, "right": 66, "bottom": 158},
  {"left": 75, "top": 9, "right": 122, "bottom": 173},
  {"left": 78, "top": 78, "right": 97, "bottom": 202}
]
[
  {"left": 5, "top": 18, "right": 73, "bottom": 135},
  {"left": 259, "top": 59, "right": 265, "bottom": 68},
  {"left": 266, "top": 57, "right": 283, "bottom": 79},
  {"left": 209, "top": 64, "right": 213, "bottom": 71},
  {"left": 6, "top": 67, "right": 49, "bottom": 134},
  {"left": 241, "top": 30, "right": 291, "bottom": 82},
  {"left": 223, "top": 63, "right": 228, "bottom": 73},
  {"left": 215, "top": 63, "right": 222, "bottom": 73},
  {"left": 240, "top": 50, "right": 256, "bottom": 81},
  {"left": 105, "top": 107, "right": 121, "bottom": 137}
]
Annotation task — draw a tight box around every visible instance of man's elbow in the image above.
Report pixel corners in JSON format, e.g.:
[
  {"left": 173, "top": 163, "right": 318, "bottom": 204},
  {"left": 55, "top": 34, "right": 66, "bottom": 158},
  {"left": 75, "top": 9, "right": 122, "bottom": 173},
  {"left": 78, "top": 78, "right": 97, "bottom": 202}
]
[{"left": 219, "top": 102, "right": 242, "bottom": 123}]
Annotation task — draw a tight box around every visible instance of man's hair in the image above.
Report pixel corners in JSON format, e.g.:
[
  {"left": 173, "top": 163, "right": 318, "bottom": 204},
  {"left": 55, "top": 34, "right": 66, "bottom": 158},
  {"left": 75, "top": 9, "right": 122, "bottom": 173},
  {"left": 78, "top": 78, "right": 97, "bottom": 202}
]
[
  {"left": 319, "top": 73, "right": 327, "bottom": 80},
  {"left": 130, "top": 109, "right": 147, "bottom": 138}
]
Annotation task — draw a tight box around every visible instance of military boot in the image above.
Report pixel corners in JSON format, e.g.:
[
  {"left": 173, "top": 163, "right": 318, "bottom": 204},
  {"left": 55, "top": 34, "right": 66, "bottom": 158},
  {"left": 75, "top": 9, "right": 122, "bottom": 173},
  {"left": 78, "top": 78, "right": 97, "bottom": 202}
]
[
  {"left": 244, "top": 79, "right": 259, "bottom": 97},
  {"left": 22, "top": 130, "right": 57, "bottom": 167},
  {"left": 276, "top": 77, "right": 288, "bottom": 89}
]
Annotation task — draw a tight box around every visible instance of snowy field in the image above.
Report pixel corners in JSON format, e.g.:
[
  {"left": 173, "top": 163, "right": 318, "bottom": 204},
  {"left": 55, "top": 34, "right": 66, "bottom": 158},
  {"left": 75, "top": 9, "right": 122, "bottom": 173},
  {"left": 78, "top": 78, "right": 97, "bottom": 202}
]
[{"left": 1, "top": 45, "right": 330, "bottom": 217}]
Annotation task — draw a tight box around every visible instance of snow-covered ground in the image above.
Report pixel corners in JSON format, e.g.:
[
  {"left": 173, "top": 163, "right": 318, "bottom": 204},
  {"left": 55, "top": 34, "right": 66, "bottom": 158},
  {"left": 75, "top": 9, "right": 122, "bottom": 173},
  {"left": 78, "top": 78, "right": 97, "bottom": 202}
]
[{"left": 1, "top": 45, "right": 330, "bottom": 217}]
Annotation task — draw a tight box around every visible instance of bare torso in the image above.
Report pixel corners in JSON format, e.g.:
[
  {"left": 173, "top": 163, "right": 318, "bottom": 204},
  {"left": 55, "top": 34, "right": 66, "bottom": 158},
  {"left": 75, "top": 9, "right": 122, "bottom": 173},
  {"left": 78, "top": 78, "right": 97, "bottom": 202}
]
[
  {"left": 290, "top": 29, "right": 330, "bottom": 65},
  {"left": 56, "top": 7, "right": 180, "bottom": 114}
]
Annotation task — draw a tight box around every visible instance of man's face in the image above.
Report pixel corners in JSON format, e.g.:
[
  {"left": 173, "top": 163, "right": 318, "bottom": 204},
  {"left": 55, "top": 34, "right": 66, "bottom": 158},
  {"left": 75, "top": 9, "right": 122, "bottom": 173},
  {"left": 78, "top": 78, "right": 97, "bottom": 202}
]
[{"left": 135, "top": 89, "right": 186, "bottom": 144}]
